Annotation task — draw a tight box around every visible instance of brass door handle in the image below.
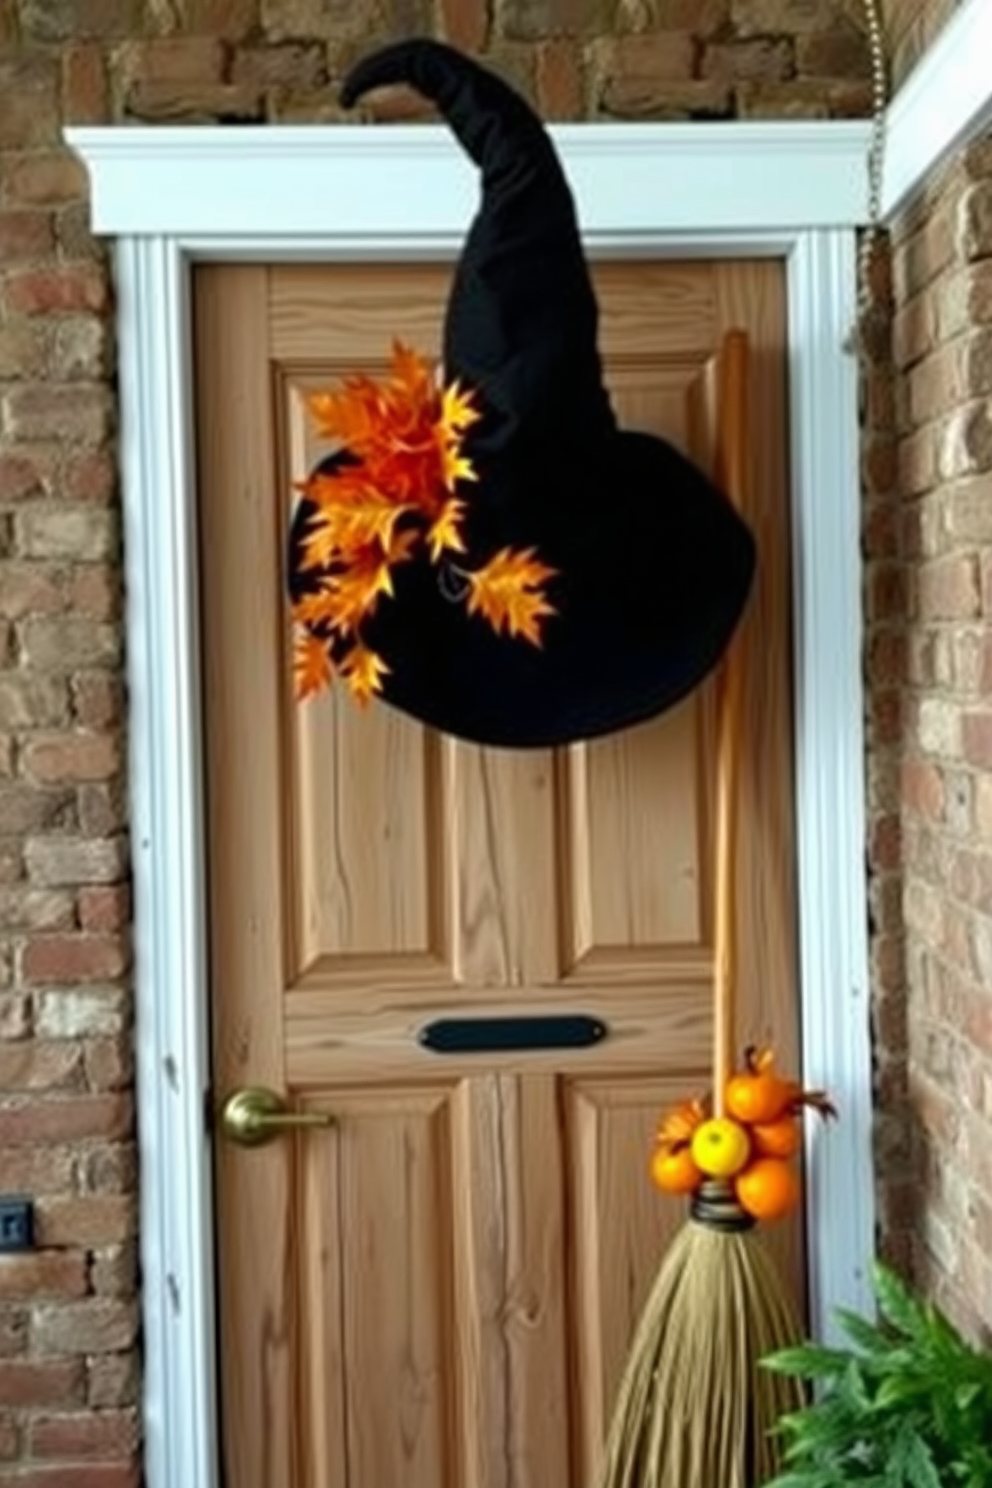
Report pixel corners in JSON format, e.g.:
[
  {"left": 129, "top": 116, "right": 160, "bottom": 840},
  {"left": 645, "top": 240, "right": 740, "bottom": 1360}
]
[{"left": 220, "top": 1086, "right": 334, "bottom": 1148}]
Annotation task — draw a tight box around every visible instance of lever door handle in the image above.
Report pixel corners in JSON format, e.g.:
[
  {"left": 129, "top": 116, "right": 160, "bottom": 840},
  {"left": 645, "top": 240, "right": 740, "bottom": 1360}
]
[{"left": 220, "top": 1086, "right": 333, "bottom": 1148}]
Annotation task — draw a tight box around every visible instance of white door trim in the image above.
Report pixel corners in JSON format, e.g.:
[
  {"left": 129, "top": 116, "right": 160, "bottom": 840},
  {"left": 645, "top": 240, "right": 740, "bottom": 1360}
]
[
  {"left": 882, "top": 0, "right": 992, "bottom": 221},
  {"left": 67, "top": 122, "right": 875, "bottom": 1488}
]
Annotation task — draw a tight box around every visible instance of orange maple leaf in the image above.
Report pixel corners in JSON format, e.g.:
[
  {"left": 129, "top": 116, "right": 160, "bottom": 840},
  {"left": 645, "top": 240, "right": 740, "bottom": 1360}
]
[
  {"left": 299, "top": 476, "right": 411, "bottom": 562},
  {"left": 293, "top": 631, "right": 333, "bottom": 701},
  {"left": 427, "top": 499, "right": 467, "bottom": 562},
  {"left": 322, "top": 549, "right": 394, "bottom": 634},
  {"left": 440, "top": 379, "right": 480, "bottom": 437},
  {"left": 341, "top": 643, "right": 391, "bottom": 705},
  {"left": 389, "top": 340, "right": 434, "bottom": 403},
  {"left": 466, "top": 547, "right": 558, "bottom": 646}
]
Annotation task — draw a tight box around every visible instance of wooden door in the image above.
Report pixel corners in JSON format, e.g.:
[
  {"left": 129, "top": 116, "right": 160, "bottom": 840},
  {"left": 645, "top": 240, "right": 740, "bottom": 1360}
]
[{"left": 194, "top": 260, "right": 798, "bottom": 1488}]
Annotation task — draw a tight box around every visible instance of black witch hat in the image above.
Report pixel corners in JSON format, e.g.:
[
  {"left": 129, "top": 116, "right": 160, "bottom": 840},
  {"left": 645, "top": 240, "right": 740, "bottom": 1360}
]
[{"left": 288, "top": 38, "right": 756, "bottom": 748}]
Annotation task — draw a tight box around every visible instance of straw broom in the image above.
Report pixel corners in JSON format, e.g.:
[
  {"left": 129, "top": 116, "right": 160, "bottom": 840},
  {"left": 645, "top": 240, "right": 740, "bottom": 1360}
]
[{"left": 598, "top": 331, "right": 807, "bottom": 1488}]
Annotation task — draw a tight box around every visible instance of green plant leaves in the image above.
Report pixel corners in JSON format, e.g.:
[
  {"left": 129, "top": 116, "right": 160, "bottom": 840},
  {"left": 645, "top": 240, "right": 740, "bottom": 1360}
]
[{"left": 759, "top": 1262, "right": 992, "bottom": 1488}]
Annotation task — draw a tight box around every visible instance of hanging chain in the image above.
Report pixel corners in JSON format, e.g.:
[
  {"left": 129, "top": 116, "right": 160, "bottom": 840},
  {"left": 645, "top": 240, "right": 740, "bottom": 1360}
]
[{"left": 848, "top": 0, "right": 889, "bottom": 348}]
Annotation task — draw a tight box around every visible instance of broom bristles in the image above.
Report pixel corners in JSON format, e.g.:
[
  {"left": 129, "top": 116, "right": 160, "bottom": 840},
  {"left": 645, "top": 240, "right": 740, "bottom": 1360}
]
[{"left": 599, "top": 1220, "right": 806, "bottom": 1488}]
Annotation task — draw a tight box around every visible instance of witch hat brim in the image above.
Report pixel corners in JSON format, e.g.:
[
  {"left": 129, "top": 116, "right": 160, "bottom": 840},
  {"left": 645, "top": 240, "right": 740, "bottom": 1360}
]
[{"left": 288, "top": 40, "right": 756, "bottom": 749}]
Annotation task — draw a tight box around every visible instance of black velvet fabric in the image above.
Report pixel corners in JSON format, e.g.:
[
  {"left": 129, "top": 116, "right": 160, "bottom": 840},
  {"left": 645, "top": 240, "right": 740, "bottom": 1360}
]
[{"left": 287, "top": 39, "right": 756, "bottom": 749}]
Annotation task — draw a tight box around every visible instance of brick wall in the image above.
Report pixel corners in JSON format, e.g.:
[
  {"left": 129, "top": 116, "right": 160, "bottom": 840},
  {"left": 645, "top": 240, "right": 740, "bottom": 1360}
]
[
  {"left": 880, "top": 0, "right": 962, "bottom": 87},
  {"left": 882, "top": 134, "right": 992, "bottom": 1339},
  {"left": 0, "top": 0, "right": 946, "bottom": 1481}
]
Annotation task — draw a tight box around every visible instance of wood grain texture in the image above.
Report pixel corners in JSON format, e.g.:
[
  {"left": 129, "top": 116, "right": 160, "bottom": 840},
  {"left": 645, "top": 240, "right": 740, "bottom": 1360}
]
[
  {"left": 194, "top": 264, "right": 296, "bottom": 1488},
  {"left": 298, "top": 1087, "right": 456, "bottom": 1488},
  {"left": 199, "top": 256, "right": 800, "bottom": 1488}
]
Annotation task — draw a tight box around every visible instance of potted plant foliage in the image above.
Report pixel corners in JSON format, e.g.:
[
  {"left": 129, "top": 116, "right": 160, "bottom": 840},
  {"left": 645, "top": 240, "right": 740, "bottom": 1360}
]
[{"left": 761, "top": 1258, "right": 992, "bottom": 1486}]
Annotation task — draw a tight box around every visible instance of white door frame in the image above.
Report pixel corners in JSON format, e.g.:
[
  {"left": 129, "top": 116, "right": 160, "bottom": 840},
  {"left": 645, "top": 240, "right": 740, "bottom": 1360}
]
[{"left": 69, "top": 118, "right": 877, "bottom": 1488}]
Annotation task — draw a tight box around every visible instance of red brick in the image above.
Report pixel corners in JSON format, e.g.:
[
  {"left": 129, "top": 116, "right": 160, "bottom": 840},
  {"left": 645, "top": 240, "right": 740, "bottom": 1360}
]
[
  {"left": 621, "top": 0, "right": 729, "bottom": 28},
  {"left": 863, "top": 494, "right": 898, "bottom": 554},
  {"left": 0, "top": 784, "right": 74, "bottom": 836},
  {"left": 55, "top": 204, "right": 107, "bottom": 266},
  {"left": 0, "top": 887, "right": 75, "bottom": 932},
  {"left": 962, "top": 712, "right": 992, "bottom": 770},
  {"left": 17, "top": 507, "right": 117, "bottom": 562},
  {"left": 20, "top": 0, "right": 142, "bottom": 38},
  {"left": 35, "top": 989, "right": 127, "bottom": 1041},
  {"left": 865, "top": 561, "right": 908, "bottom": 624},
  {"left": 0, "top": 1359, "right": 84, "bottom": 1408},
  {"left": 35, "top": 1197, "right": 137, "bottom": 1248},
  {"left": 0, "top": 210, "right": 56, "bottom": 264},
  {"left": 71, "top": 674, "right": 124, "bottom": 730},
  {"left": 89, "top": 1241, "right": 137, "bottom": 1296},
  {"left": 437, "top": 0, "right": 488, "bottom": 46},
  {"left": 125, "top": 80, "right": 264, "bottom": 122},
  {"left": 731, "top": 0, "right": 834, "bottom": 33},
  {"left": 52, "top": 315, "right": 114, "bottom": 381},
  {"left": 0, "top": 1411, "right": 18, "bottom": 1460},
  {"left": 590, "top": 34, "right": 702, "bottom": 116},
  {"left": 80, "top": 1145, "right": 136, "bottom": 1197},
  {"left": 87, "top": 1353, "right": 138, "bottom": 1409},
  {"left": 3, "top": 387, "right": 115, "bottom": 447},
  {"left": 32, "top": 1298, "right": 138, "bottom": 1357},
  {"left": 77, "top": 886, "right": 130, "bottom": 933},
  {"left": 534, "top": 39, "right": 583, "bottom": 117},
  {"left": 30, "top": 1409, "right": 140, "bottom": 1462},
  {"left": 71, "top": 564, "right": 121, "bottom": 619},
  {"left": 62, "top": 43, "right": 110, "bottom": 125},
  {"left": 0, "top": 1304, "right": 28, "bottom": 1358},
  {"left": 870, "top": 812, "right": 902, "bottom": 873},
  {"left": 83, "top": 1039, "right": 134, "bottom": 1093},
  {"left": 75, "top": 780, "right": 126, "bottom": 837},
  {"left": 21, "top": 934, "right": 129, "bottom": 986},
  {"left": 62, "top": 450, "right": 117, "bottom": 505},
  {"left": 0, "top": 1145, "right": 74, "bottom": 1194},
  {"left": 0, "top": 675, "right": 71, "bottom": 731},
  {"left": 0, "top": 562, "right": 69, "bottom": 627},
  {"left": 0, "top": 1252, "right": 88, "bottom": 1301},
  {"left": 21, "top": 734, "right": 121, "bottom": 785},
  {"left": 3, "top": 152, "right": 89, "bottom": 206},
  {"left": 869, "top": 689, "right": 901, "bottom": 746},
  {"left": 3, "top": 266, "right": 108, "bottom": 316},
  {"left": 0, "top": 58, "right": 60, "bottom": 148},
  {"left": 866, "top": 627, "right": 905, "bottom": 686},
  {"left": 901, "top": 759, "right": 945, "bottom": 823},
  {"left": 0, "top": 322, "right": 48, "bottom": 380},
  {"left": 795, "top": 26, "right": 870, "bottom": 77},
  {"left": 0, "top": 450, "right": 55, "bottom": 504},
  {"left": 24, "top": 836, "right": 127, "bottom": 888},
  {"left": 939, "top": 402, "right": 992, "bottom": 479},
  {"left": 0, "top": 1095, "right": 132, "bottom": 1145},
  {"left": 702, "top": 38, "right": 792, "bottom": 81},
  {"left": 185, "top": 0, "right": 259, "bottom": 35},
  {"left": 232, "top": 40, "right": 326, "bottom": 86},
  {"left": 917, "top": 554, "right": 981, "bottom": 620},
  {"left": 0, "top": 1043, "right": 83, "bottom": 1092},
  {"left": 893, "top": 289, "right": 934, "bottom": 370},
  {"left": 118, "top": 36, "right": 225, "bottom": 83},
  {"left": 19, "top": 615, "right": 120, "bottom": 669},
  {"left": 0, "top": 1466, "right": 141, "bottom": 1488},
  {"left": 899, "top": 425, "right": 937, "bottom": 496},
  {"left": 959, "top": 180, "right": 992, "bottom": 262},
  {"left": 738, "top": 76, "right": 873, "bottom": 118}
]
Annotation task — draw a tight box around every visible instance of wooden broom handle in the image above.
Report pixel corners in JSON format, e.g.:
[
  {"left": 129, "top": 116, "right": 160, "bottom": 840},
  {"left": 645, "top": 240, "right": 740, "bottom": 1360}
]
[{"left": 711, "top": 330, "right": 749, "bottom": 1121}]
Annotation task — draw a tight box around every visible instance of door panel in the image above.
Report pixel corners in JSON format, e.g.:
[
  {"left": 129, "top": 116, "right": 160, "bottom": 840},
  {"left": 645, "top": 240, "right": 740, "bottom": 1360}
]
[{"left": 195, "top": 259, "right": 798, "bottom": 1488}]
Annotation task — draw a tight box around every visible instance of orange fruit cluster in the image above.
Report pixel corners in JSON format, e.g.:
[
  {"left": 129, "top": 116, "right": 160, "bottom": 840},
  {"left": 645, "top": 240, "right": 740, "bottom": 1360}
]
[{"left": 649, "top": 1048, "right": 836, "bottom": 1224}]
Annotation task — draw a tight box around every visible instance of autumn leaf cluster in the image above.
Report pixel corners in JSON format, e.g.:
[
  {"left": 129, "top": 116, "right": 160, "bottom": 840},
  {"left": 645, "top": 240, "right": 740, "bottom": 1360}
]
[{"left": 291, "top": 341, "right": 557, "bottom": 705}]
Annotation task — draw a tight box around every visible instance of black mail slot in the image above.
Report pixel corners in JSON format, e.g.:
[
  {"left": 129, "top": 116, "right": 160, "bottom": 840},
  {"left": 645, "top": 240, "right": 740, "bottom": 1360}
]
[{"left": 418, "top": 1014, "right": 608, "bottom": 1054}]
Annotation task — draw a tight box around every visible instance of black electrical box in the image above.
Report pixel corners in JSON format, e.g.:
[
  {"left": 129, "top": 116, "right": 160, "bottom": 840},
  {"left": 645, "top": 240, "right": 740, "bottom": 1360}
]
[{"left": 0, "top": 1197, "right": 34, "bottom": 1252}]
